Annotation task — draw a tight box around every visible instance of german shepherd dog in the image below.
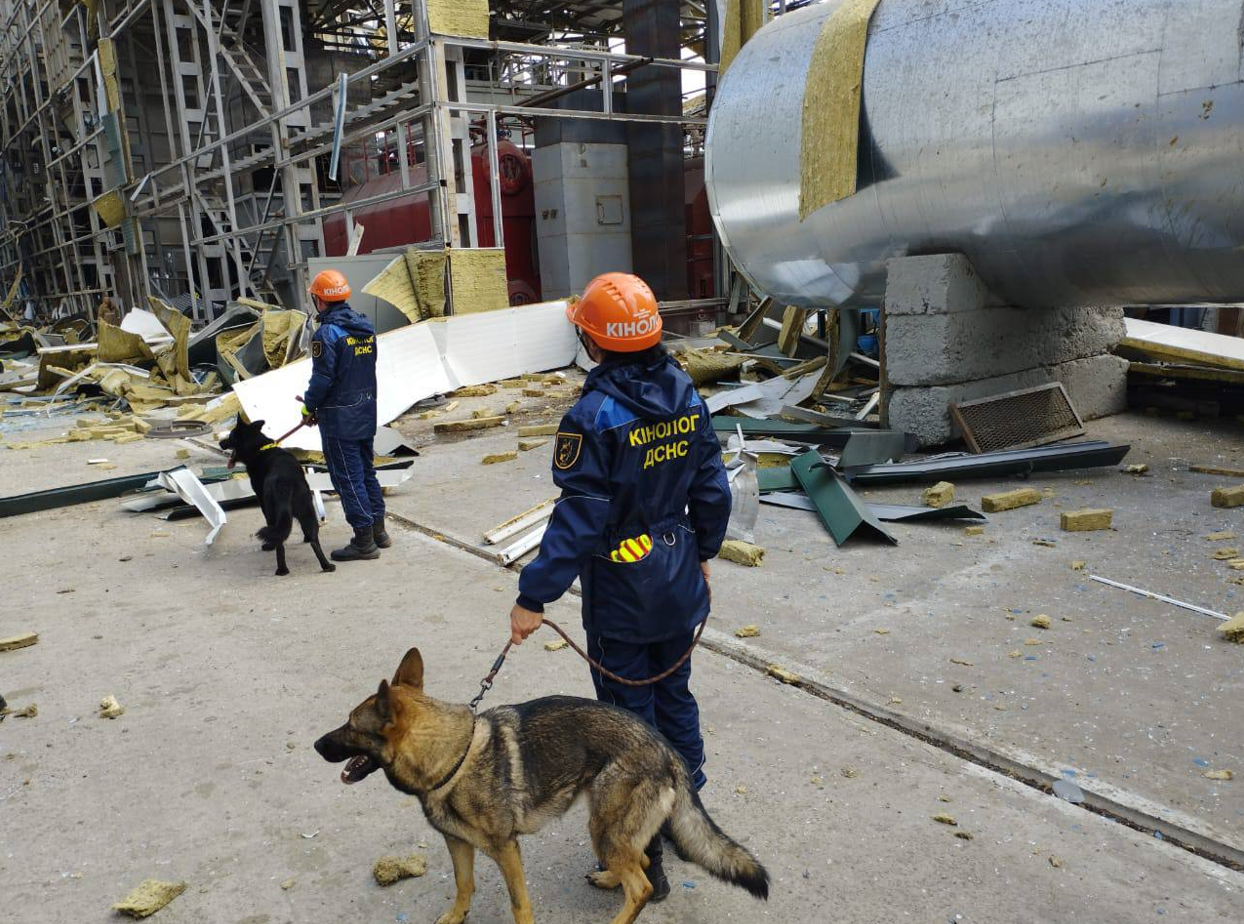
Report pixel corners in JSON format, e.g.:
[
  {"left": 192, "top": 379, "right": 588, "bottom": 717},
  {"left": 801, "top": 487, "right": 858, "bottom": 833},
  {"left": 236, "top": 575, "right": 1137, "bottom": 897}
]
[
  {"left": 315, "top": 648, "right": 769, "bottom": 924},
  {"left": 218, "top": 418, "right": 334, "bottom": 576}
]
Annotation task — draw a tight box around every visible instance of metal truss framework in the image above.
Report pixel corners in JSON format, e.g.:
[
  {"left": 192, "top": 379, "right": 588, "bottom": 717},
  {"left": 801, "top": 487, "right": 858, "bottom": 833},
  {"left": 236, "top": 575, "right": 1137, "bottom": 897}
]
[{"left": 0, "top": 1, "right": 715, "bottom": 325}]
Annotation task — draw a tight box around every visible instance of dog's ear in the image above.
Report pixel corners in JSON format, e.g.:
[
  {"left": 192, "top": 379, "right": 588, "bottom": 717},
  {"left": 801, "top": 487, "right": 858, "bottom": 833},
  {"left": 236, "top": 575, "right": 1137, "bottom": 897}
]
[
  {"left": 392, "top": 647, "right": 424, "bottom": 690},
  {"left": 249, "top": 419, "right": 265, "bottom": 432},
  {"left": 375, "top": 679, "right": 393, "bottom": 724}
]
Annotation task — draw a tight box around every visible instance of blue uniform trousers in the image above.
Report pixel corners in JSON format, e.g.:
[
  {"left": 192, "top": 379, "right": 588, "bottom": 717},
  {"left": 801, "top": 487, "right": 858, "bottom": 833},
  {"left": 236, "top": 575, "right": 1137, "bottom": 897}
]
[
  {"left": 323, "top": 436, "right": 384, "bottom": 529},
  {"left": 587, "top": 630, "right": 707, "bottom": 791}
]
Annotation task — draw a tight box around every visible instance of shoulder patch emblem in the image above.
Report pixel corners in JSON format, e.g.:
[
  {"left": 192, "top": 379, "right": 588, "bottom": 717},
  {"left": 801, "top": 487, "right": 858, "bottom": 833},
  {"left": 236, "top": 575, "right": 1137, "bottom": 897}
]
[
  {"left": 553, "top": 431, "right": 584, "bottom": 471},
  {"left": 311, "top": 340, "right": 323, "bottom": 359}
]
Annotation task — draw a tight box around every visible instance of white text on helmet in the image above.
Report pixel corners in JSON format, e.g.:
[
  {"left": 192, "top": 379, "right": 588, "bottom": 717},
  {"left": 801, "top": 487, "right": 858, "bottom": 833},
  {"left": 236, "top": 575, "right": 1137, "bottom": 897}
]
[{"left": 604, "top": 316, "right": 657, "bottom": 339}]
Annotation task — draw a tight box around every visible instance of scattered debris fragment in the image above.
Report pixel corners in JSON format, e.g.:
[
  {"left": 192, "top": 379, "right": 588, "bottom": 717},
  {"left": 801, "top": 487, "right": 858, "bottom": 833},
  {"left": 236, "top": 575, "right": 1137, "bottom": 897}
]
[
  {"left": 0, "top": 632, "right": 38, "bottom": 652},
  {"left": 964, "top": 525, "right": 984, "bottom": 536},
  {"left": 1024, "top": 638, "right": 1043, "bottom": 646},
  {"left": 1211, "top": 547, "right": 1240, "bottom": 561},
  {"left": 1030, "top": 615, "right": 1051, "bottom": 630},
  {"left": 932, "top": 813, "right": 958, "bottom": 826},
  {"left": 543, "top": 639, "right": 569, "bottom": 652},
  {"left": 1205, "top": 530, "right": 1238, "bottom": 541},
  {"left": 435, "top": 416, "right": 505, "bottom": 433},
  {"left": 373, "top": 854, "right": 428, "bottom": 886},
  {"left": 949, "top": 657, "right": 974, "bottom": 666},
  {"left": 112, "top": 879, "right": 187, "bottom": 918},
  {"left": 1203, "top": 769, "right": 1234, "bottom": 781},
  {"left": 981, "top": 488, "right": 1042, "bottom": 512},
  {"left": 719, "top": 539, "right": 765, "bottom": 567},
  {"left": 1091, "top": 575, "right": 1230, "bottom": 622},
  {"left": 481, "top": 451, "right": 518, "bottom": 465},
  {"left": 1049, "top": 855, "right": 1064, "bottom": 868},
  {"left": 280, "top": 878, "right": 296, "bottom": 890},
  {"left": 99, "top": 695, "right": 125, "bottom": 719},
  {"left": 1218, "top": 612, "right": 1244, "bottom": 643},
  {"left": 518, "top": 439, "right": 547, "bottom": 451},
  {"left": 734, "top": 625, "right": 762, "bottom": 638},
  {"left": 518, "top": 424, "right": 558, "bottom": 437},
  {"left": 841, "top": 767, "right": 859, "bottom": 779},
  {"left": 1071, "top": 560, "right": 1087, "bottom": 571},
  {"left": 1211, "top": 484, "right": 1244, "bottom": 508},
  {"left": 1124, "top": 463, "right": 1148, "bottom": 475},
  {"left": 453, "top": 384, "right": 497, "bottom": 398},
  {"left": 735, "top": 785, "right": 748, "bottom": 794},
  {"left": 1060, "top": 508, "right": 1113, "bottom": 531},
  {"left": 922, "top": 481, "right": 955, "bottom": 508},
  {"left": 955, "top": 831, "right": 975, "bottom": 841},
  {"left": 1032, "top": 538, "right": 1058, "bottom": 548},
  {"left": 766, "top": 664, "right": 801, "bottom": 685}
]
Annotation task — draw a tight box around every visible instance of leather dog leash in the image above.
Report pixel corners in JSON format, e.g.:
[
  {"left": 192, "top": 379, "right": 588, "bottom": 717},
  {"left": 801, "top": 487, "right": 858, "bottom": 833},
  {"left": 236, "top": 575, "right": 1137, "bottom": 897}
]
[{"left": 468, "top": 616, "right": 708, "bottom": 712}]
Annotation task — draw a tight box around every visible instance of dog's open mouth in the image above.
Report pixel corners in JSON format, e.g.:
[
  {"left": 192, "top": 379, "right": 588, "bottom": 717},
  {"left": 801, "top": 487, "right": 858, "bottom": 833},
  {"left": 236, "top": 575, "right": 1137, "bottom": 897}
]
[
  {"left": 226, "top": 449, "right": 238, "bottom": 470},
  {"left": 341, "top": 754, "right": 378, "bottom": 784}
]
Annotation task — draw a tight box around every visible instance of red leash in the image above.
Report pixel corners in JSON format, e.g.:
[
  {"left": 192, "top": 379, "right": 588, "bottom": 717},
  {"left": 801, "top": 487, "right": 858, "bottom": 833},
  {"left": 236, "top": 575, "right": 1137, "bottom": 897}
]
[{"left": 267, "top": 394, "right": 312, "bottom": 446}]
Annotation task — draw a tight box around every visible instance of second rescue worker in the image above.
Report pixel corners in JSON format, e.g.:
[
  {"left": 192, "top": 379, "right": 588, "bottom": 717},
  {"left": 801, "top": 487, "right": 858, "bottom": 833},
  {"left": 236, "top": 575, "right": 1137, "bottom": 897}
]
[
  {"left": 507, "top": 272, "right": 732, "bottom": 900},
  {"left": 302, "top": 269, "right": 389, "bottom": 562}
]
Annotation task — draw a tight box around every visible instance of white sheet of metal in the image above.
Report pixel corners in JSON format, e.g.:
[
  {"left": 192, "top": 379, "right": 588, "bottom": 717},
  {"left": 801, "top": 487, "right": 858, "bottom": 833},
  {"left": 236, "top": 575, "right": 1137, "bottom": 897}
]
[
  {"left": 157, "top": 467, "right": 227, "bottom": 544},
  {"left": 233, "top": 300, "right": 575, "bottom": 452}
]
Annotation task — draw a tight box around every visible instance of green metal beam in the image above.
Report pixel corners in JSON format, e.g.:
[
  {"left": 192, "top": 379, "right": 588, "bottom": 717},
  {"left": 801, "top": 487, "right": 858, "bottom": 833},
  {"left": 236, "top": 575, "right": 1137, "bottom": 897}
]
[{"left": 789, "top": 449, "right": 897, "bottom": 547}]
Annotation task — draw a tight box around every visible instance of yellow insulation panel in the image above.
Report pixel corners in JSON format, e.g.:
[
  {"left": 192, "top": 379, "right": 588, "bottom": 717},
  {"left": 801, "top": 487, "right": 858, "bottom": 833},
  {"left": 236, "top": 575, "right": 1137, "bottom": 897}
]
[
  {"left": 799, "top": 0, "right": 882, "bottom": 220},
  {"left": 427, "top": 0, "right": 490, "bottom": 38},
  {"left": 720, "top": 0, "right": 769, "bottom": 76},
  {"left": 449, "top": 248, "right": 509, "bottom": 314}
]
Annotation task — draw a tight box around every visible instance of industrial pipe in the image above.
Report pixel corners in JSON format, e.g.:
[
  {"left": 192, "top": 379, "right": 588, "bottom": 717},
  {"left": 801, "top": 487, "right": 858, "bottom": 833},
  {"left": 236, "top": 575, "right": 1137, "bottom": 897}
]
[{"left": 705, "top": 0, "right": 1244, "bottom": 309}]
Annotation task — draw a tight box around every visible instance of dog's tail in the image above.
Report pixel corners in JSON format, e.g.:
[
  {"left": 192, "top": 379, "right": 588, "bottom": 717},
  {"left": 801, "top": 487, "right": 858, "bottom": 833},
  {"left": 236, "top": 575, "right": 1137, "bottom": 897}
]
[
  {"left": 256, "top": 492, "right": 293, "bottom": 545},
  {"left": 666, "top": 781, "right": 769, "bottom": 899}
]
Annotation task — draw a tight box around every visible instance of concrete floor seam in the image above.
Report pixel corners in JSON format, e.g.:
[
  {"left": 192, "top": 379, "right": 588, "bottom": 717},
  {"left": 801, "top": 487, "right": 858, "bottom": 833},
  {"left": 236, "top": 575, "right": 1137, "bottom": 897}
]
[{"left": 383, "top": 508, "right": 1244, "bottom": 876}]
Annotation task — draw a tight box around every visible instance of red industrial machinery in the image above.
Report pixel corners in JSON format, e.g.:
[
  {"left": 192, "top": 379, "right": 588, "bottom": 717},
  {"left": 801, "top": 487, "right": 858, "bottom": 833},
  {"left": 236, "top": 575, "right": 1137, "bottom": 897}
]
[
  {"left": 325, "top": 140, "right": 716, "bottom": 306},
  {"left": 683, "top": 156, "right": 715, "bottom": 300},
  {"left": 323, "top": 138, "right": 541, "bottom": 305}
]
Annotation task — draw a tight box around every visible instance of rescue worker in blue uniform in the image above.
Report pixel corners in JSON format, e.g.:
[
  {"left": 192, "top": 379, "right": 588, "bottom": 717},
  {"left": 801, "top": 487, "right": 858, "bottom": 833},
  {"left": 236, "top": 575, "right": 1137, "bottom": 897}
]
[
  {"left": 507, "top": 272, "right": 732, "bottom": 900},
  {"left": 301, "top": 268, "right": 389, "bottom": 562}
]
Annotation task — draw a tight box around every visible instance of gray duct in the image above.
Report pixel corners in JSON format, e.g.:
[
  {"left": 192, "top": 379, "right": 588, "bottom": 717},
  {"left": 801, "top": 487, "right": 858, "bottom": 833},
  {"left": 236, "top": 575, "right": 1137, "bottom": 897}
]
[{"left": 705, "top": 0, "right": 1244, "bottom": 309}]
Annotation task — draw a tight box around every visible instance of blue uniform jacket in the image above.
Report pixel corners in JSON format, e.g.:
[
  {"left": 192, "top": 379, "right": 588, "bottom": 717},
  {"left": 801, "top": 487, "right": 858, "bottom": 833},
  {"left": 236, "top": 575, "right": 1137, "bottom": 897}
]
[
  {"left": 516, "top": 351, "right": 732, "bottom": 643},
  {"left": 303, "top": 303, "right": 378, "bottom": 441}
]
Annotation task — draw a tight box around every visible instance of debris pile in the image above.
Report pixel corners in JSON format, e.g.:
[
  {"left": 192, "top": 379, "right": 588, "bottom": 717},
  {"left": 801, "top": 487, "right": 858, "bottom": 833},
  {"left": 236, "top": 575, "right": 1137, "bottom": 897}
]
[{"left": 1, "top": 297, "right": 308, "bottom": 444}]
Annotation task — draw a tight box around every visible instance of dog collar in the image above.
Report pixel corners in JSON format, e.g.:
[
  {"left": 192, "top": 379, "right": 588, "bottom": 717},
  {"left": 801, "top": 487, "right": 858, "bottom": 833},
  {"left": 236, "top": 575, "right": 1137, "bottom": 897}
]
[
  {"left": 427, "top": 717, "right": 476, "bottom": 794},
  {"left": 259, "top": 442, "right": 280, "bottom": 451}
]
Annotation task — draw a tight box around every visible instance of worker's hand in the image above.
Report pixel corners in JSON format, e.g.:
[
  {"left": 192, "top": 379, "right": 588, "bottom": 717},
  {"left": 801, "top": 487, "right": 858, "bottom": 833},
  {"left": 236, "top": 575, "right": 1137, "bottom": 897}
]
[
  {"left": 509, "top": 603, "right": 543, "bottom": 645},
  {"left": 301, "top": 404, "right": 318, "bottom": 427},
  {"left": 701, "top": 560, "right": 712, "bottom": 604}
]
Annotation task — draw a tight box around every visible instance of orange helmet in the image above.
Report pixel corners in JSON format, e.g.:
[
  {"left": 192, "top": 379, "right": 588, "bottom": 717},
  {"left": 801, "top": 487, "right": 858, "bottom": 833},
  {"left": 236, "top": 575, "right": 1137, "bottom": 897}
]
[
  {"left": 568, "top": 273, "right": 661, "bottom": 352},
  {"left": 309, "top": 269, "right": 351, "bottom": 302}
]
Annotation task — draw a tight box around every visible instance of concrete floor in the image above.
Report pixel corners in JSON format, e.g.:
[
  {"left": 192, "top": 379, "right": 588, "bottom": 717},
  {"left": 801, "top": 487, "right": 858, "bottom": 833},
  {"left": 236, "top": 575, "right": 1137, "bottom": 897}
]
[{"left": 2, "top": 390, "right": 1243, "bottom": 923}]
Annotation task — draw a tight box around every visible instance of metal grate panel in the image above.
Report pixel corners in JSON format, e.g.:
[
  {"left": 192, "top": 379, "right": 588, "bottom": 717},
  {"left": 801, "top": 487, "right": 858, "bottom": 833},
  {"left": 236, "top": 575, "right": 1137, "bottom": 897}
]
[{"left": 950, "top": 383, "right": 1084, "bottom": 453}]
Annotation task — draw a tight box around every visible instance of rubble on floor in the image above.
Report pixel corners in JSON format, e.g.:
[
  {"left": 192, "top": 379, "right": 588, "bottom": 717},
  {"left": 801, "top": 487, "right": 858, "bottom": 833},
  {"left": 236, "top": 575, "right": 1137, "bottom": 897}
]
[
  {"left": 372, "top": 853, "right": 427, "bottom": 886},
  {"left": 111, "top": 879, "right": 186, "bottom": 918}
]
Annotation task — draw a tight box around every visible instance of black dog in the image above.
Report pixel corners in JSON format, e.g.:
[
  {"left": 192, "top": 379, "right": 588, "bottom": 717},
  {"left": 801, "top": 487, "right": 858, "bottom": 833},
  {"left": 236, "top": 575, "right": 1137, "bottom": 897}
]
[{"left": 219, "top": 418, "right": 335, "bottom": 576}]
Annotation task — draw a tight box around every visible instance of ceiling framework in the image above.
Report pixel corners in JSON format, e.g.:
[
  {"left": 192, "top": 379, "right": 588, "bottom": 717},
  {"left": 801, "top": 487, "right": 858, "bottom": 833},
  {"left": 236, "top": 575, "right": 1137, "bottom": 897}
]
[{"left": 0, "top": 1, "right": 716, "bottom": 324}]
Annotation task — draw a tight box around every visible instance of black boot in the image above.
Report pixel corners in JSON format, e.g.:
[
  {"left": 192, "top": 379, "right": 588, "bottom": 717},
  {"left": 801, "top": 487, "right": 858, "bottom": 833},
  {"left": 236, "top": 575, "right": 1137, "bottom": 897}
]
[
  {"left": 331, "top": 527, "right": 380, "bottom": 562},
  {"left": 372, "top": 515, "right": 391, "bottom": 549},
  {"left": 645, "top": 834, "right": 670, "bottom": 902}
]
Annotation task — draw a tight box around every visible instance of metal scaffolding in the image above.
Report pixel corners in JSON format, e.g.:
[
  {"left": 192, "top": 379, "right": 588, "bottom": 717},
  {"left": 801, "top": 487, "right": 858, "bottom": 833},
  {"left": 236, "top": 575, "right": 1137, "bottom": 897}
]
[{"left": 0, "top": 1, "right": 714, "bottom": 326}]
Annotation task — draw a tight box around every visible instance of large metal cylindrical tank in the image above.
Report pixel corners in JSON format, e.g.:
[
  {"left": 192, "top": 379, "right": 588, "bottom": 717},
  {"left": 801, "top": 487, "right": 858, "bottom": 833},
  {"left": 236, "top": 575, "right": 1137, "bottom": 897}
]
[{"left": 705, "top": 0, "right": 1244, "bottom": 309}]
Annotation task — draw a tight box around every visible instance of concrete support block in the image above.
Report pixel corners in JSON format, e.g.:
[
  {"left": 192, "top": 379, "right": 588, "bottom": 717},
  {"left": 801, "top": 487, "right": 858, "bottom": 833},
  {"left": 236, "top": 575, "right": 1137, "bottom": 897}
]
[
  {"left": 884, "top": 254, "right": 992, "bottom": 316},
  {"left": 886, "top": 306, "right": 1125, "bottom": 387},
  {"left": 888, "top": 354, "right": 1129, "bottom": 447}
]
